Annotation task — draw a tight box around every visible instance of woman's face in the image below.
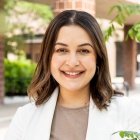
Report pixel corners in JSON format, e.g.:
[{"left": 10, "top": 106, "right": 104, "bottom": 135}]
[{"left": 51, "top": 25, "right": 97, "bottom": 92}]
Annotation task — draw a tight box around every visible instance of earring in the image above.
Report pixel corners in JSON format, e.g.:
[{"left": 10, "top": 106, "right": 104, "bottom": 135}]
[{"left": 96, "top": 66, "right": 99, "bottom": 75}]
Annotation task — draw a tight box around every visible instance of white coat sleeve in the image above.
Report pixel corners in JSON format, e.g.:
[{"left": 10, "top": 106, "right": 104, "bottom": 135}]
[
  {"left": 4, "top": 107, "right": 24, "bottom": 140},
  {"left": 127, "top": 98, "right": 140, "bottom": 132},
  {"left": 111, "top": 97, "right": 140, "bottom": 140}
]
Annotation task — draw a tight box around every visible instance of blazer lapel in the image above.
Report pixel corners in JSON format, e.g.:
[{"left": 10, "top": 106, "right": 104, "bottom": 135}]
[
  {"left": 85, "top": 97, "right": 112, "bottom": 140},
  {"left": 85, "top": 97, "right": 120, "bottom": 140},
  {"left": 85, "top": 96, "right": 95, "bottom": 140},
  {"left": 42, "top": 87, "right": 59, "bottom": 140}
]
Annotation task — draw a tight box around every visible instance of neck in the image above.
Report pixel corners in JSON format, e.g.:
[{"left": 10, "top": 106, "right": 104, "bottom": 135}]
[{"left": 57, "top": 86, "right": 90, "bottom": 108}]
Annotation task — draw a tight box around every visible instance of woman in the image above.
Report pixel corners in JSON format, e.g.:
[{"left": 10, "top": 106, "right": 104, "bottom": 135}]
[{"left": 5, "top": 10, "right": 140, "bottom": 140}]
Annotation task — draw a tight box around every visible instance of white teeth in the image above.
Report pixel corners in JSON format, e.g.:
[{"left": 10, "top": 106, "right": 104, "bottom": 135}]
[{"left": 64, "top": 72, "right": 81, "bottom": 75}]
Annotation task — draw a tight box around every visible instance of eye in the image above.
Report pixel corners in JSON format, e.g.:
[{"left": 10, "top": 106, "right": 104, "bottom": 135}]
[
  {"left": 56, "top": 48, "right": 68, "bottom": 53},
  {"left": 78, "top": 49, "right": 90, "bottom": 53}
]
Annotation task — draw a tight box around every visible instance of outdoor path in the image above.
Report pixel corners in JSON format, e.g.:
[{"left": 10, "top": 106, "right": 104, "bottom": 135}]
[{"left": 0, "top": 88, "right": 140, "bottom": 140}]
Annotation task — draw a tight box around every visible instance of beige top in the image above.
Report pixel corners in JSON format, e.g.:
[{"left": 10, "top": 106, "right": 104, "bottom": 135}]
[{"left": 50, "top": 103, "right": 89, "bottom": 140}]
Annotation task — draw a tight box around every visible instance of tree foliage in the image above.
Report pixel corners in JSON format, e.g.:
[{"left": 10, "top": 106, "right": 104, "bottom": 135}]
[
  {"left": 113, "top": 131, "right": 140, "bottom": 140},
  {"left": 105, "top": 3, "right": 140, "bottom": 42},
  {"left": 4, "top": 0, "right": 53, "bottom": 56}
]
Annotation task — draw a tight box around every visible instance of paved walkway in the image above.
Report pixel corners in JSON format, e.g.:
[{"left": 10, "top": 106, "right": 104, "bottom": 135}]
[{"left": 0, "top": 87, "right": 140, "bottom": 140}]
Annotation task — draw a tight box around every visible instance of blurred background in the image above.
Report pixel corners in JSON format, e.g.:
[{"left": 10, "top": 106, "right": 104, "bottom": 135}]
[{"left": 0, "top": 0, "right": 140, "bottom": 139}]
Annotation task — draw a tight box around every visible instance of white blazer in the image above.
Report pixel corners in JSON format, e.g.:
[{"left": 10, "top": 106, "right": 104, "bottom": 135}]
[{"left": 4, "top": 87, "right": 140, "bottom": 140}]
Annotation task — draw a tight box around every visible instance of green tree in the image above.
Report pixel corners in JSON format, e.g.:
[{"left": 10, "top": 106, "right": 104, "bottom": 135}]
[
  {"left": 4, "top": 0, "right": 54, "bottom": 56},
  {"left": 105, "top": 3, "right": 140, "bottom": 42}
]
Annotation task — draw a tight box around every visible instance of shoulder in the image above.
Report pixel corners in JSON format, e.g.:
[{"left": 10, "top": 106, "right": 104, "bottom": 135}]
[
  {"left": 109, "top": 95, "right": 140, "bottom": 114},
  {"left": 4, "top": 102, "right": 45, "bottom": 140},
  {"left": 13, "top": 101, "right": 49, "bottom": 122},
  {"left": 112, "top": 96, "right": 140, "bottom": 132},
  {"left": 111, "top": 95, "right": 130, "bottom": 106},
  {"left": 11, "top": 102, "right": 48, "bottom": 128},
  {"left": 16, "top": 88, "right": 59, "bottom": 118},
  {"left": 19, "top": 102, "right": 37, "bottom": 112},
  {"left": 18, "top": 101, "right": 45, "bottom": 115},
  {"left": 111, "top": 95, "right": 140, "bottom": 106}
]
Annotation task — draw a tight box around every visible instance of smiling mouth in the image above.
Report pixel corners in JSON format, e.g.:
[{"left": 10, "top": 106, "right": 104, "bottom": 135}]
[{"left": 61, "top": 71, "right": 85, "bottom": 78}]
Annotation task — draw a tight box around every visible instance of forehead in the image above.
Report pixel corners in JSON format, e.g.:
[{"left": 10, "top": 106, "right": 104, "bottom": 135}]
[{"left": 56, "top": 25, "right": 92, "bottom": 43}]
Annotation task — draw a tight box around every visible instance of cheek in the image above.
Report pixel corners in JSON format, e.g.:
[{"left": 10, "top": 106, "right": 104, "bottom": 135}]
[
  {"left": 51, "top": 55, "right": 64, "bottom": 70},
  {"left": 82, "top": 56, "right": 96, "bottom": 69}
]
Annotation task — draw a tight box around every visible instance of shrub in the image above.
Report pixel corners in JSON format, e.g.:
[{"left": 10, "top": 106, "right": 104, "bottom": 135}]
[{"left": 4, "top": 54, "right": 36, "bottom": 96}]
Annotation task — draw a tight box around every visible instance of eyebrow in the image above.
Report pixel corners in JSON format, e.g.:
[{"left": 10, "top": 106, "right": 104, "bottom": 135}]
[{"left": 55, "top": 42, "right": 93, "bottom": 47}]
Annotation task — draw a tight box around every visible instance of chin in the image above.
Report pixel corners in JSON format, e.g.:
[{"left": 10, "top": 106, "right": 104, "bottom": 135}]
[{"left": 61, "top": 85, "right": 86, "bottom": 92}]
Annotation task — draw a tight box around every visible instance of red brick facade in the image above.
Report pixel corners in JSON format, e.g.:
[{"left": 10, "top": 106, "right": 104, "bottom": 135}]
[
  {"left": 122, "top": 25, "right": 137, "bottom": 89},
  {"left": 54, "top": 0, "right": 95, "bottom": 16}
]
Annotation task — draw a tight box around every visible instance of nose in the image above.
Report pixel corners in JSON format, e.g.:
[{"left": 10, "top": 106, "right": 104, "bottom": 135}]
[{"left": 66, "top": 53, "right": 80, "bottom": 67}]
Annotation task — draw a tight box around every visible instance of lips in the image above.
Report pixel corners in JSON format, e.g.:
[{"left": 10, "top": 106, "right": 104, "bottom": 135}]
[
  {"left": 61, "top": 70, "right": 85, "bottom": 79},
  {"left": 64, "top": 72, "right": 81, "bottom": 75}
]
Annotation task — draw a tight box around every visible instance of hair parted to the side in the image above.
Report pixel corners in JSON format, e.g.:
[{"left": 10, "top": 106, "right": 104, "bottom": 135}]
[{"left": 27, "top": 10, "right": 123, "bottom": 110}]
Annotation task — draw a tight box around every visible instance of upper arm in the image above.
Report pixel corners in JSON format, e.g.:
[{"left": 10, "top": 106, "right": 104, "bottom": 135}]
[
  {"left": 127, "top": 99, "right": 140, "bottom": 132},
  {"left": 4, "top": 107, "right": 24, "bottom": 140}
]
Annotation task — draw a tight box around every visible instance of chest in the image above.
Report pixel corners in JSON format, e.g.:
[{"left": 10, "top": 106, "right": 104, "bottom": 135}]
[{"left": 50, "top": 104, "right": 89, "bottom": 140}]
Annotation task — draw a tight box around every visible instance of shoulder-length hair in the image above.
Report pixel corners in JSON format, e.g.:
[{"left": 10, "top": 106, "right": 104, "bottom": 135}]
[{"left": 27, "top": 10, "right": 122, "bottom": 110}]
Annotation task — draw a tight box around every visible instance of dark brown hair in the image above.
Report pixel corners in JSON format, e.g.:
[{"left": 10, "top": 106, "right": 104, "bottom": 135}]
[{"left": 27, "top": 10, "right": 122, "bottom": 110}]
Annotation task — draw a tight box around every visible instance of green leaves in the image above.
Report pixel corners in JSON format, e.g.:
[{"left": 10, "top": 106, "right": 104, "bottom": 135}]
[
  {"left": 105, "top": 3, "right": 140, "bottom": 42},
  {"left": 113, "top": 131, "right": 140, "bottom": 140},
  {"left": 108, "top": 5, "right": 122, "bottom": 14},
  {"left": 4, "top": 52, "right": 36, "bottom": 95},
  {"left": 128, "top": 22, "right": 140, "bottom": 42},
  {"left": 104, "top": 24, "right": 115, "bottom": 42},
  {"left": 108, "top": 4, "right": 129, "bottom": 25},
  {"left": 4, "top": 0, "right": 54, "bottom": 55},
  {"left": 15, "top": 1, "right": 53, "bottom": 22}
]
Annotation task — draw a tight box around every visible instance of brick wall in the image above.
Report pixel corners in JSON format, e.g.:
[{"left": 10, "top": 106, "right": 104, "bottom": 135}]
[{"left": 54, "top": 0, "right": 95, "bottom": 16}]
